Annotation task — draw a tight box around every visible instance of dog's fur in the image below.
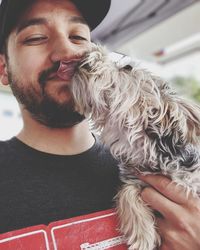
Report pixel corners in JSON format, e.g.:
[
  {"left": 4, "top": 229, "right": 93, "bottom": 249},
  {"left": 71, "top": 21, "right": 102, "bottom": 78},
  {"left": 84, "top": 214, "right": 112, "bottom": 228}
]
[{"left": 70, "top": 44, "right": 200, "bottom": 250}]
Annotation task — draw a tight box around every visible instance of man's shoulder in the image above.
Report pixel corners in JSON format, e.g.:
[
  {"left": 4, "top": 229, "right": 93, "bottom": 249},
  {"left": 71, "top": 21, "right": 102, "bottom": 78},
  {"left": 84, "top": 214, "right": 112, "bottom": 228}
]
[
  {"left": 0, "top": 138, "right": 17, "bottom": 165},
  {"left": 0, "top": 139, "right": 11, "bottom": 152}
]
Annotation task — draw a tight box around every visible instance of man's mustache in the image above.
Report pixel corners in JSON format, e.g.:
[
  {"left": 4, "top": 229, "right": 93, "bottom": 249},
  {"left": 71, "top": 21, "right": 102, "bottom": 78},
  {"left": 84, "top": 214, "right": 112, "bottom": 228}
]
[{"left": 38, "top": 61, "right": 60, "bottom": 87}]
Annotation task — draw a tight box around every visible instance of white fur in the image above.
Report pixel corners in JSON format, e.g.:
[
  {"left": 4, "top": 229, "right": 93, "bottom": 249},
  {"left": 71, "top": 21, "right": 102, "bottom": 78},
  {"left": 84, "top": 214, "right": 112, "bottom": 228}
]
[{"left": 71, "top": 44, "right": 200, "bottom": 250}]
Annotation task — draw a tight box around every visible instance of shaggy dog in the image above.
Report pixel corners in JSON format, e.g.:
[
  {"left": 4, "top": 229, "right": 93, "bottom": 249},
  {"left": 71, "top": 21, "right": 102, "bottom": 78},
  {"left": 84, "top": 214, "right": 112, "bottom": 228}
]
[{"left": 69, "top": 44, "right": 200, "bottom": 250}]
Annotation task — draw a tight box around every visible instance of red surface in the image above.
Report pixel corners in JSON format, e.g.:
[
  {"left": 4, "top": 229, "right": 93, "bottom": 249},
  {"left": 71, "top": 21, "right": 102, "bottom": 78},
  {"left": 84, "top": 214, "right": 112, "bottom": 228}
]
[{"left": 0, "top": 209, "right": 127, "bottom": 249}]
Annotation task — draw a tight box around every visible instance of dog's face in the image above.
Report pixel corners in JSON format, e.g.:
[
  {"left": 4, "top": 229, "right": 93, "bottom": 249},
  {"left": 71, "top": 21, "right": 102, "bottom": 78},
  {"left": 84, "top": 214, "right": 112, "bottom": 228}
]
[
  {"left": 79, "top": 44, "right": 111, "bottom": 73},
  {"left": 70, "top": 44, "right": 118, "bottom": 124}
]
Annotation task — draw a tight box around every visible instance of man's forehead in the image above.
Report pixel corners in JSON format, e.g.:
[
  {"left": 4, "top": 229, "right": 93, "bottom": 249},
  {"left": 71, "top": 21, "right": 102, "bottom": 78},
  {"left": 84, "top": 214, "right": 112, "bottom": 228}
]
[{"left": 16, "top": 16, "right": 88, "bottom": 35}]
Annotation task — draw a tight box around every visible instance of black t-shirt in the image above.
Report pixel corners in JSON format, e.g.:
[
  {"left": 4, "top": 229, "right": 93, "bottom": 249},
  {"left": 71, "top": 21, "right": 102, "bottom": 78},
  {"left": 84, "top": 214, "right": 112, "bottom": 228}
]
[{"left": 0, "top": 137, "right": 120, "bottom": 234}]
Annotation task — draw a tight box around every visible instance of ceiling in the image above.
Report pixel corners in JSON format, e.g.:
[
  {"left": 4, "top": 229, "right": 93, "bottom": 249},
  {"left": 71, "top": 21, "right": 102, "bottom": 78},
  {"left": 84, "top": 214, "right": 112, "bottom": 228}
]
[{"left": 91, "top": 0, "right": 199, "bottom": 63}]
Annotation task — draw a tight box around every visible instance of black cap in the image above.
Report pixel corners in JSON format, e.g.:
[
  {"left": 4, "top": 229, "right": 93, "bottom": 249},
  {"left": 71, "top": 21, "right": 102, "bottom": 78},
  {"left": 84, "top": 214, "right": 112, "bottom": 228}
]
[{"left": 0, "top": 0, "right": 111, "bottom": 53}]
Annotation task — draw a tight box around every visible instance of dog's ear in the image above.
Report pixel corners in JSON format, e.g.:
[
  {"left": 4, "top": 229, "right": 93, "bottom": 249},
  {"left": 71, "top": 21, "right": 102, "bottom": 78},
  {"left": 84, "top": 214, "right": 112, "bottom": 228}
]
[
  {"left": 177, "top": 99, "right": 200, "bottom": 143},
  {"left": 146, "top": 95, "right": 200, "bottom": 148},
  {"left": 156, "top": 80, "right": 200, "bottom": 144}
]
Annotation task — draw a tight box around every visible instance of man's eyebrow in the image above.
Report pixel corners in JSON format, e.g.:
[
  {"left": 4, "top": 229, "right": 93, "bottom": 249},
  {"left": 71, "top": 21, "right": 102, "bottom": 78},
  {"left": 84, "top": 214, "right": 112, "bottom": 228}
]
[
  {"left": 16, "top": 18, "right": 48, "bottom": 34},
  {"left": 69, "top": 16, "right": 89, "bottom": 28}
]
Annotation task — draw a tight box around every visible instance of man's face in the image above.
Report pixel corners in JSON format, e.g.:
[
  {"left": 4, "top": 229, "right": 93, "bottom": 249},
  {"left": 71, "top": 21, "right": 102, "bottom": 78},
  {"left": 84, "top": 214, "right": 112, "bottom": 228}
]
[{"left": 6, "top": 0, "right": 91, "bottom": 128}]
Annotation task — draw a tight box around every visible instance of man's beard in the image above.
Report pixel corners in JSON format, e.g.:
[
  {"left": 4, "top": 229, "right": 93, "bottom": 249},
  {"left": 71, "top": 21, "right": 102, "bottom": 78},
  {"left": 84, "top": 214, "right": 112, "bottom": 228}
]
[{"left": 7, "top": 62, "right": 85, "bottom": 128}]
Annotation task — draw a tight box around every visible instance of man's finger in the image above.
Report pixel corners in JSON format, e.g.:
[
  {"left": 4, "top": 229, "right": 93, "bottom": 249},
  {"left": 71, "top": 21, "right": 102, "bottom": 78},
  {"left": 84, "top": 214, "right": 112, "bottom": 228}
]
[
  {"left": 139, "top": 174, "right": 192, "bottom": 204},
  {"left": 141, "top": 186, "right": 180, "bottom": 219},
  {"left": 156, "top": 218, "right": 175, "bottom": 250}
]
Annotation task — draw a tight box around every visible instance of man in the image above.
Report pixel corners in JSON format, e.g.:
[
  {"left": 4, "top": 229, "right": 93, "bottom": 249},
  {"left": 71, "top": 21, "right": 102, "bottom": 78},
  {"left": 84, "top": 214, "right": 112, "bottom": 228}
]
[{"left": 0, "top": 0, "right": 199, "bottom": 249}]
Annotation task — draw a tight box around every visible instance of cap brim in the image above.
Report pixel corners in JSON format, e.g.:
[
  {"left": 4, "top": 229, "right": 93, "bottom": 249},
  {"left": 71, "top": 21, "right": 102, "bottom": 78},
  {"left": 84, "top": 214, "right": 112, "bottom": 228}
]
[{"left": 72, "top": 0, "right": 111, "bottom": 30}]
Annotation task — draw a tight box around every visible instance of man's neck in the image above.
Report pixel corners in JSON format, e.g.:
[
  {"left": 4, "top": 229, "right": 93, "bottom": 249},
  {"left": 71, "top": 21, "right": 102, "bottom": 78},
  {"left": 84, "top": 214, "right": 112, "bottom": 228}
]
[{"left": 17, "top": 110, "right": 95, "bottom": 155}]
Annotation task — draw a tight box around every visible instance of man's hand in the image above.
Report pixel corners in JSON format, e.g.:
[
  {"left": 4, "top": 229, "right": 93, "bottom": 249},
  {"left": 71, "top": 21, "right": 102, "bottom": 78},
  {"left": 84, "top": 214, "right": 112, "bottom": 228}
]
[{"left": 139, "top": 174, "right": 200, "bottom": 250}]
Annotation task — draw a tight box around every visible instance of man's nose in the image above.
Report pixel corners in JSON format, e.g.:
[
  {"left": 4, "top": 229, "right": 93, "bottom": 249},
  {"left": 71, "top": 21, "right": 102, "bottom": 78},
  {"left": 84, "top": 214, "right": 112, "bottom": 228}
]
[{"left": 49, "top": 37, "right": 80, "bottom": 63}]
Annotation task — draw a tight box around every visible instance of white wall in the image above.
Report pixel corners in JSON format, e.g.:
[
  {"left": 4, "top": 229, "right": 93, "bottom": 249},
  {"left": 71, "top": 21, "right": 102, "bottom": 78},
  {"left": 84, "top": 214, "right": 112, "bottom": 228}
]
[{"left": 0, "top": 92, "right": 23, "bottom": 141}]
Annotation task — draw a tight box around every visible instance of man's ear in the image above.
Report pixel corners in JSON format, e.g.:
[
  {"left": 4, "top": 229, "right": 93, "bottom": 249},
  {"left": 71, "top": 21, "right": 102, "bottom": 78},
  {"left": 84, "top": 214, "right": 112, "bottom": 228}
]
[{"left": 0, "top": 54, "right": 9, "bottom": 85}]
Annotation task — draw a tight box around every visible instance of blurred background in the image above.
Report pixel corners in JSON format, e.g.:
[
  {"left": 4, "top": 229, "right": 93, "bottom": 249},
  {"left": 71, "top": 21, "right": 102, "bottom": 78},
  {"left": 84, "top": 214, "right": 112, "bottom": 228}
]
[{"left": 0, "top": 0, "right": 199, "bottom": 140}]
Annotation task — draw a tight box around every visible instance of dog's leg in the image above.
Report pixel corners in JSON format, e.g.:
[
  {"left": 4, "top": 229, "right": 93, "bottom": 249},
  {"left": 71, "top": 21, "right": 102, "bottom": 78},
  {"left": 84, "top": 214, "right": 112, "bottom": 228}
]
[{"left": 116, "top": 182, "right": 161, "bottom": 250}]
